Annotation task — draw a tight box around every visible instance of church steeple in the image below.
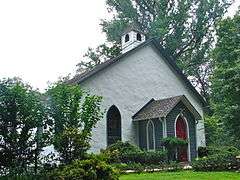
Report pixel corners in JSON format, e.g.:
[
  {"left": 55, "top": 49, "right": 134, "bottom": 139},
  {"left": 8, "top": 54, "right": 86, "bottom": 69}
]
[{"left": 121, "top": 25, "right": 146, "bottom": 54}]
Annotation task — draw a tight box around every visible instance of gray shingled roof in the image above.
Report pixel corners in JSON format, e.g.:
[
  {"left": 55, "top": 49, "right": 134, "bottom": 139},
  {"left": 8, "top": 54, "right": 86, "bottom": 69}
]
[{"left": 132, "top": 95, "right": 201, "bottom": 121}]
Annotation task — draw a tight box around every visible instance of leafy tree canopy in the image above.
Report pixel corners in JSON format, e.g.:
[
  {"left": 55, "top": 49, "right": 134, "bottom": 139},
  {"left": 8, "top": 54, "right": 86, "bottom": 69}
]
[
  {"left": 0, "top": 78, "right": 48, "bottom": 175},
  {"left": 211, "top": 11, "right": 240, "bottom": 142},
  {"left": 77, "top": 0, "right": 232, "bottom": 103},
  {"left": 46, "top": 83, "right": 103, "bottom": 164}
]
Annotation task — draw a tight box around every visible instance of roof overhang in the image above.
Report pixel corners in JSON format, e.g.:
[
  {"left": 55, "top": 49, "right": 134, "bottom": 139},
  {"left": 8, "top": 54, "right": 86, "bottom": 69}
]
[
  {"left": 132, "top": 95, "right": 201, "bottom": 122},
  {"left": 68, "top": 38, "right": 207, "bottom": 107}
]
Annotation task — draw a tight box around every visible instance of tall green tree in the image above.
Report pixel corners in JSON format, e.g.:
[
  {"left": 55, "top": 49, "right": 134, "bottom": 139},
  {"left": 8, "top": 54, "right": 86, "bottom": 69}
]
[
  {"left": 211, "top": 11, "right": 240, "bottom": 143},
  {"left": 46, "top": 83, "right": 103, "bottom": 164},
  {"left": 77, "top": 0, "right": 232, "bottom": 103},
  {"left": 0, "top": 78, "right": 48, "bottom": 175}
]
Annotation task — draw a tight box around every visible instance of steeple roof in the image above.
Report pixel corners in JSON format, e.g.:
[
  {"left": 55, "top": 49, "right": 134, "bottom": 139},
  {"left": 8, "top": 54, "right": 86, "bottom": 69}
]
[{"left": 122, "top": 23, "right": 145, "bottom": 35}]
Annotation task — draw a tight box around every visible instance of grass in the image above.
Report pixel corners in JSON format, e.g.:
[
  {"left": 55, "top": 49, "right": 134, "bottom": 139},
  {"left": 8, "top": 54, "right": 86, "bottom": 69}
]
[{"left": 120, "top": 171, "right": 240, "bottom": 180}]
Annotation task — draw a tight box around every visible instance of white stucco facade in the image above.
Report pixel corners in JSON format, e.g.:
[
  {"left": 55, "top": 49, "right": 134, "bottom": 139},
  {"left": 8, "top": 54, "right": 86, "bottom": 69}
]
[{"left": 79, "top": 44, "right": 206, "bottom": 153}]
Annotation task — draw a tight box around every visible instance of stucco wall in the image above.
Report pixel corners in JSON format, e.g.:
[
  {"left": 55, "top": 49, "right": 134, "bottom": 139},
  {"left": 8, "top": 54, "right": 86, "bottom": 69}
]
[{"left": 79, "top": 44, "right": 206, "bottom": 152}]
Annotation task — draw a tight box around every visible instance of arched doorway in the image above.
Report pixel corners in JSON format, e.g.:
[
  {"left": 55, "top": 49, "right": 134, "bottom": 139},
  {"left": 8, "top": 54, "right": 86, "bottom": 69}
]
[
  {"left": 107, "top": 105, "right": 121, "bottom": 146},
  {"left": 176, "top": 116, "right": 189, "bottom": 162}
]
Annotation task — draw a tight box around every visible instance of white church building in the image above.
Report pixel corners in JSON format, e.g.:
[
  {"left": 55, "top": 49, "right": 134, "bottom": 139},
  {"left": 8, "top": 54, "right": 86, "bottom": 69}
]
[{"left": 69, "top": 27, "right": 206, "bottom": 162}]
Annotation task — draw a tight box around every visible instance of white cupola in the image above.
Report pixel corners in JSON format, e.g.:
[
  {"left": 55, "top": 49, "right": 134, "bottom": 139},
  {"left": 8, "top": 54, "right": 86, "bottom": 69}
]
[{"left": 121, "top": 25, "right": 146, "bottom": 54}]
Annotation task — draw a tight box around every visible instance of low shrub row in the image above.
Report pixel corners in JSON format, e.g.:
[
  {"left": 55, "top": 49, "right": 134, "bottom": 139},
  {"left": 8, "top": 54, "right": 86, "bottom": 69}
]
[
  {"left": 101, "top": 141, "right": 168, "bottom": 165},
  {"left": 192, "top": 151, "right": 240, "bottom": 171},
  {"left": 120, "top": 150, "right": 167, "bottom": 165},
  {"left": 112, "top": 161, "right": 182, "bottom": 173},
  {"left": 198, "top": 146, "right": 239, "bottom": 158},
  {"left": 2, "top": 156, "right": 119, "bottom": 180},
  {"left": 50, "top": 157, "right": 119, "bottom": 180}
]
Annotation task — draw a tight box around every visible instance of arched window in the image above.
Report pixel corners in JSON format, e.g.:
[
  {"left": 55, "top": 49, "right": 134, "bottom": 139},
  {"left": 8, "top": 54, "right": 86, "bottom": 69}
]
[
  {"left": 107, "top": 105, "right": 121, "bottom": 146},
  {"left": 125, "top": 34, "right": 130, "bottom": 42},
  {"left": 137, "top": 33, "right": 142, "bottom": 41},
  {"left": 146, "top": 120, "right": 155, "bottom": 150}
]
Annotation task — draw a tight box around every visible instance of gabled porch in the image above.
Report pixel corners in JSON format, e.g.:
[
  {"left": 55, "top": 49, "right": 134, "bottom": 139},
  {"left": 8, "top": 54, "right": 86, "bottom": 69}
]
[{"left": 132, "top": 95, "right": 201, "bottom": 162}]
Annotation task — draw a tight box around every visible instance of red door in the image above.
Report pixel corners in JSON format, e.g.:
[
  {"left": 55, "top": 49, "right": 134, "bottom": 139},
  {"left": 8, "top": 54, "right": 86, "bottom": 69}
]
[{"left": 176, "top": 116, "right": 188, "bottom": 162}]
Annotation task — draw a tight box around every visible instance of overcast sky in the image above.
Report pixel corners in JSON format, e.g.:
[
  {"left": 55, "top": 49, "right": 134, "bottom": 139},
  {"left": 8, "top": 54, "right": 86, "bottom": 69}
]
[{"left": 0, "top": 0, "right": 239, "bottom": 92}]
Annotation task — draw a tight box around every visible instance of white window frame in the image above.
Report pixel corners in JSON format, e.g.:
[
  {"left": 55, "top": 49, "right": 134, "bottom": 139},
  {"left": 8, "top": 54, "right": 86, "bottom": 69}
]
[{"left": 146, "top": 120, "right": 156, "bottom": 151}]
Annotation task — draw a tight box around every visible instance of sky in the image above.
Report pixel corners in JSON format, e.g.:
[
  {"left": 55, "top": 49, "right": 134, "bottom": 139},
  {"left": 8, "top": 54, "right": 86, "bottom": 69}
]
[{"left": 0, "top": 0, "right": 239, "bottom": 92}]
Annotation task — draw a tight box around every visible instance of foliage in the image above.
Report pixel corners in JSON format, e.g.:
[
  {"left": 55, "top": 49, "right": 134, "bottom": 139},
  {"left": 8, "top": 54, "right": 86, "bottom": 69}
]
[
  {"left": 50, "top": 158, "right": 119, "bottom": 180},
  {"left": 78, "top": 0, "right": 233, "bottom": 102},
  {"left": 46, "top": 83, "right": 103, "bottom": 164},
  {"left": 115, "top": 161, "right": 182, "bottom": 173},
  {"left": 76, "top": 43, "right": 121, "bottom": 74},
  {"left": 162, "top": 137, "right": 188, "bottom": 161},
  {"left": 104, "top": 141, "right": 142, "bottom": 153},
  {"left": 1, "top": 157, "right": 119, "bottom": 180},
  {"left": 102, "top": 141, "right": 167, "bottom": 165},
  {"left": 120, "top": 150, "right": 167, "bottom": 165},
  {"left": 162, "top": 137, "right": 188, "bottom": 147},
  {"left": 198, "top": 145, "right": 239, "bottom": 158},
  {"left": 197, "top": 147, "right": 208, "bottom": 158},
  {"left": 210, "top": 11, "right": 240, "bottom": 142},
  {"left": 0, "top": 78, "right": 49, "bottom": 175},
  {"left": 192, "top": 151, "right": 240, "bottom": 171},
  {"left": 52, "top": 128, "right": 90, "bottom": 163},
  {"left": 102, "top": 141, "right": 142, "bottom": 163},
  {"left": 204, "top": 115, "right": 225, "bottom": 146}
]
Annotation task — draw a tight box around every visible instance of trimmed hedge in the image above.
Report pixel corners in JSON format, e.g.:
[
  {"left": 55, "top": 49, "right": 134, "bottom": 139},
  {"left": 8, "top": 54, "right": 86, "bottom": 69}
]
[
  {"left": 120, "top": 150, "right": 167, "bottom": 165},
  {"left": 102, "top": 141, "right": 167, "bottom": 165},
  {"left": 192, "top": 151, "right": 240, "bottom": 171}
]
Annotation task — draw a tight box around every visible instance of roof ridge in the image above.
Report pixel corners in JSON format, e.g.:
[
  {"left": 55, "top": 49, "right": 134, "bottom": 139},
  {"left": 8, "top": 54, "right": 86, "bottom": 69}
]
[
  {"left": 68, "top": 38, "right": 206, "bottom": 106},
  {"left": 67, "top": 37, "right": 155, "bottom": 84}
]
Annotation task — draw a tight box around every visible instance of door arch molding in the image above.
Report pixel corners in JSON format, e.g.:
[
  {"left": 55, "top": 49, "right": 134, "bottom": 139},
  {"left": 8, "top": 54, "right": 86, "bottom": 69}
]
[{"left": 174, "top": 114, "right": 191, "bottom": 161}]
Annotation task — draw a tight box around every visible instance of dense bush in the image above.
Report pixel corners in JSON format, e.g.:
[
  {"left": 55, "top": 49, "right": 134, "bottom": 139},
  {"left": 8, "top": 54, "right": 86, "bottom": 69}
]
[
  {"left": 162, "top": 137, "right": 188, "bottom": 161},
  {"left": 121, "top": 150, "right": 167, "bottom": 165},
  {"left": 192, "top": 151, "right": 240, "bottom": 171},
  {"left": 0, "top": 155, "right": 118, "bottom": 180},
  {"left": 103, "top": 141, "right": 142, "bottom": 154},
  {"left": 101, "top": 141, "right": 142, "bottom": 163},
  {"left": 47, "top": 83, "right": 103, "bottom": 164},
  {"left": 102, "top": 141, "right": 167, "bottom": 165},
  {"left": 198, "top": 146, "right": 208, "bottom": 158},
  {"left": 0, "top": 175, "right": 47, "bottom": 180},
  {"left": 50, "top": 157, "right": 119, "bottom": 180},
  {"left": 198, "top": 146, "right": 239, "bottom": 158}
]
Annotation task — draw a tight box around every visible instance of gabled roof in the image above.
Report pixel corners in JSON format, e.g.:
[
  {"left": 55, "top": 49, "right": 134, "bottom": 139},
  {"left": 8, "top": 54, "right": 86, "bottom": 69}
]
[
  {"left": 132, "top": 95, "right": 201, "bottom": 121},
  {"left": 68, "top": 38, "right": 206, "bottom": 106}
]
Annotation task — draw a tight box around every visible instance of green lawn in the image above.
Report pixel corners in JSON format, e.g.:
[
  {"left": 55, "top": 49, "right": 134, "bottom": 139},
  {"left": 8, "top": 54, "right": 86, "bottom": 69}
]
[{"left": 120, "top": 171, "right": 240, "bottom": 180}]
